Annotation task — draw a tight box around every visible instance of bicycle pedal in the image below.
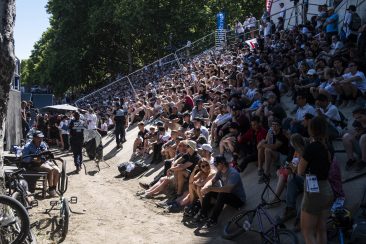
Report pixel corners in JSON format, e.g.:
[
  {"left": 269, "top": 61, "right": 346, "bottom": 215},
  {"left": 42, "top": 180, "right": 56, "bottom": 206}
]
[
  {"left": 50, "top": 200, "right": 58, "bottom": 206},
  {"left": 70, "top": 196, "right": 78, "bottom": 204},
  {"left": 31, "top": 200, "right": 38, "bottom": 208}
]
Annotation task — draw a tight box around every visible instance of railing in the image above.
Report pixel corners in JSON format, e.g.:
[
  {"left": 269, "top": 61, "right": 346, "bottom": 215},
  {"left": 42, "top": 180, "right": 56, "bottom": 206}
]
[{"left": 75, "top": 1, "right": 325, "bottom": 107}]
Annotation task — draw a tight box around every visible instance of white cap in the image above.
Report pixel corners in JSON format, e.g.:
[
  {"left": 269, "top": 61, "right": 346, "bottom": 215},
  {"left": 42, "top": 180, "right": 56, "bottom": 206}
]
[
  {"left": 307, "top": 69, "right": 316, "bottom": 75},
  {"left": 201, "top": 144, "right": 213, "bottom": 153}
]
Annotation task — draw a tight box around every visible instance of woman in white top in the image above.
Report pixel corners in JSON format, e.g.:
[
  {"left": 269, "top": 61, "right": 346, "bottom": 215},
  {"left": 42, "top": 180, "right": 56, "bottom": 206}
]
[{"left": 97, "top": 118, "right": 108, "bottom": 137}]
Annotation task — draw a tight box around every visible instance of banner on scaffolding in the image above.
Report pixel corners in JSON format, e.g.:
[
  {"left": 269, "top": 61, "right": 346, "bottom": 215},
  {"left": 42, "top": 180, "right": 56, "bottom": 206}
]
[
  {"left": 266, "top": 0, "right": 273, "bottom": 13},
  {"left": 216, "top": 11, "right": 225, "bottom": 30},
  {"left": 245, "top": 38, "right": 258, "bottom": 50}
]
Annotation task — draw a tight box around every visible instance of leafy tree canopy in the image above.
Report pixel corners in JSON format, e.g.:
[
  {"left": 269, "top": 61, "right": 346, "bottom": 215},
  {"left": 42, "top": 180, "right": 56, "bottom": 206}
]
[{"left": 21, "top": 0, "right": 264, "bottom": 96}]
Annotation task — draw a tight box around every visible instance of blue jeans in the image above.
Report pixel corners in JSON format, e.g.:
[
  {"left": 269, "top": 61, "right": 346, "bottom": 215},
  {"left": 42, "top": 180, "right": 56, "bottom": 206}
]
[{"left": 286, "top": 174, "right": 304, "bottom": 209}]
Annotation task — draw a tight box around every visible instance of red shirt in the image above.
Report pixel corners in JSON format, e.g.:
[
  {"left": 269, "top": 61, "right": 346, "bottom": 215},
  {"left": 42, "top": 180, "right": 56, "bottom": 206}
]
[
  {"left": 185, "top": 96, "right": 194, "bottom": 108},
  {"left": 237, "top": 127, "right": 267, "bottom": 145}
]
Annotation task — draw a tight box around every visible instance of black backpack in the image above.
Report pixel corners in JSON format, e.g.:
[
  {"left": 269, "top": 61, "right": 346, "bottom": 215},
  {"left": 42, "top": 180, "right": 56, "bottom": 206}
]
[
  {"left": 117, "top": 161, "right": 148, "bottom": 179},
  {"left": 350, "top": 13, "right": 362, "bottom": 31}
]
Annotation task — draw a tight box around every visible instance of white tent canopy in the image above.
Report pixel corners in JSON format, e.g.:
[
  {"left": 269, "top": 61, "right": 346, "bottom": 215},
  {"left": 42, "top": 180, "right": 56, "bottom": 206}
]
[{"left": 41, "top": 104, "right": 79, "bottom": 112}]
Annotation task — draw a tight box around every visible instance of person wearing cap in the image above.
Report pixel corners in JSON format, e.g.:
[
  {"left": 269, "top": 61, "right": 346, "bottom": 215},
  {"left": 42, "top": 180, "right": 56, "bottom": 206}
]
[
  {"left": 22, "top": 131, "right": 61, "bottom": 197},
  {"left": 198, "top": 144, "right": 213, "bottom": 164},
  {"left": 169, "top": 140, "right": 201, "bottom": 197},
  {"left": 198, "top": 156, "right": 246, "bottom": 228},
  {"left": 69, "top": 111, "right": 85, "bottom": 173}
]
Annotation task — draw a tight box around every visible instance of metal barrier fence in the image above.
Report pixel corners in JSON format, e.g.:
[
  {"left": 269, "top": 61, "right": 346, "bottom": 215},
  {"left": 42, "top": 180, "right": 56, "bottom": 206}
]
[{"left": 75, "top": 1, "right": 329, "bottom": 107}]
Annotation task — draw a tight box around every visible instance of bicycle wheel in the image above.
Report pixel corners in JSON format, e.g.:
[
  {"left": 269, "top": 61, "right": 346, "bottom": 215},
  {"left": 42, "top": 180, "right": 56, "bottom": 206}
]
[
  {"left": 222, "top": 210, "right": 256, "bottom": 240},
  {"left": 60, "top": 198, "right": 70, "bottom": 238},
  {"left": 0, "top": 195, "right": 30, "bottom": 244},
  {"left": 59, "top": 159, "right": 68, "bottom": 194},
  {"left": 262, "top": 229, "right": 299, "bottom": 244}
]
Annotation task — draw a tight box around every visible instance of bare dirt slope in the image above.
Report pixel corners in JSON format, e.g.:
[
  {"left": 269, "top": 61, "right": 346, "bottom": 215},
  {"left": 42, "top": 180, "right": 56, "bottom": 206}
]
[{"left": 31, "top": 127, "right": 232, "bottom": 244}]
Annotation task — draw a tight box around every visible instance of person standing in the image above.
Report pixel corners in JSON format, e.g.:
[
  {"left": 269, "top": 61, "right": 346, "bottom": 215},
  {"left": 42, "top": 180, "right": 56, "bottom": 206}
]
[
  {"left": 59, "top": 115, "right": 70, "bottom": 150},
  {"left": 113, "top": 103, "right": 128, "bottom": 148},
  {"left": 86, "top": 109, "right": 98, "bottom": 130},
  {"left": 69, "top": 111, "right": 85, "bottom": 173},
  {"left": 323, "top": 7, "right": 339, "bottom": 44},
  {"left": 298, "top": 116, "right": 333, "bottom": 244}
]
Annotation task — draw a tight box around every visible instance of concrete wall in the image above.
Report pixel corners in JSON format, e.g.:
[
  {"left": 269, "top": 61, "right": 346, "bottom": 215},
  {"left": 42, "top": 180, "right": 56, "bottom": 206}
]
[{"left": 5, "top": 89, "right": 22, "bottom": 150}]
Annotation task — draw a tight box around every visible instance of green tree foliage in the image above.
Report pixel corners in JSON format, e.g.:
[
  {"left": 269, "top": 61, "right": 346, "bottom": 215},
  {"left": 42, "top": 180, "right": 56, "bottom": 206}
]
[{"left": 21, "top": 0, "right": 263, "bottom": 95}]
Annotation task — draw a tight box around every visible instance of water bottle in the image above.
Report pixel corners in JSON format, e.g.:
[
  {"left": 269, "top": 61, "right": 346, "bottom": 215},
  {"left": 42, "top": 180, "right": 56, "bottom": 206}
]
[{"left": 268, "top": 128, "right": 273, "bottom": 144}]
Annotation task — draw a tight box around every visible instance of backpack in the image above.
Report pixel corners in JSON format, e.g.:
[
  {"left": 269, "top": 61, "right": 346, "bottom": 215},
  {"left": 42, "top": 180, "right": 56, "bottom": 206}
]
[
  {"left": 350, "top": 13, "right": 361, "bottom": 31},
  {"left": 117, "top": 161, "right": 148, "bottom": 179}
]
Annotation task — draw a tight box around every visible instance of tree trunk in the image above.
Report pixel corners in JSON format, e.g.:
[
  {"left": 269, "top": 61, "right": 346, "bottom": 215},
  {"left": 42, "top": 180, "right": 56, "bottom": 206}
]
[{"left": 0, "top": 0, "right": 16, "bottom": 193}]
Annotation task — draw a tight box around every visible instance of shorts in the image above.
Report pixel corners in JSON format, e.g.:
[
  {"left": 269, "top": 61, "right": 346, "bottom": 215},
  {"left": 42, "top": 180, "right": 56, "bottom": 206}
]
[
  {"left": 32, "top": 160, "right": 61, "bottom": 173},
  {"left": 302, "top": 180, "right": 333, "bottom": 215}
]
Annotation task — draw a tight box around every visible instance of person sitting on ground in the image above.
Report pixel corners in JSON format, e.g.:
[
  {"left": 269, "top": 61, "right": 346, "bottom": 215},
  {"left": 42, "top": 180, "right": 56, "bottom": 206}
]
[
  {"left": 343, "top": 107, "right": 366, "bottom": 171},
  {"left": 271, "top": 134, "right": 308, "bottom": 206},
  {"left": 161, "top": 130, "right": 179, "bottom": 160},
  {"left": 197, "top": 156, "right": 246, "bottom": 228},
  {"left": 257, "top": 118, "right": 289, "bottom": 184},
  {"left": 169, "top": 140, "right": 201, "bottom": 197},
  {"left": 133, "top": 122, "right": 149, "bottom": 157},
  {"left": 150, "top": 125, "right": 170, "bottom": 164},
  {"left": 97, "top": 118, "right": 108, "bottom": 137},
  {"left": 190, "top": 99, "right": 209, "bottom": 122},
  {"left": 333, "top": 61, "right": 366, "bottom": 106},
  {"left": 185, "top": 117, "right": 209, "bottom": 141},
  {"left": 22, "top": 130, "right": 61, "bottom": 197},
  {"left": 315, "top": 94, "right": 342, "bottom": 137},
  {"left": 237, "top": 116, "right": 267, "bottom": 172},
  {"left": 218, "top": 122, "right": 240, "bottom": 157}
]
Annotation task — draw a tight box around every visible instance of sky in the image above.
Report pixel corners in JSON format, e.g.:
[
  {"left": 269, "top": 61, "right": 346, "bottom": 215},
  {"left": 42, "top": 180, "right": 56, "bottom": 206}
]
[{"left": 14, "top": 0, "right": 50, "bottom": 60}]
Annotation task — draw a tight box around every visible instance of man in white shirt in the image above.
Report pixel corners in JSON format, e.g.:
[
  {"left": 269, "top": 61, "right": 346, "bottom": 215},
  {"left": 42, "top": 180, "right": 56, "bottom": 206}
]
[
  {"left": 86, "top": 109, "right": 98, "bottom": 130},
  {"left": 295, "top": 94, "right": 317, "bottom": 122},
  {"left": 59, "top": 115, "right": 70, "bottom": 150},
  {"left": 342, "top": 5, "right": 359, "bottom": 43},
  {"left": 335, "top": 62, "right": 366, "bottom": 102}
]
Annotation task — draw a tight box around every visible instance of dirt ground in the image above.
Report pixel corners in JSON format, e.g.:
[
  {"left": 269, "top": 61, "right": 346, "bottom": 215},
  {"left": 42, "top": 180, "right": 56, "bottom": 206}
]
[{"left": 30, "top": 127, "right": 231, "bottom": 244}]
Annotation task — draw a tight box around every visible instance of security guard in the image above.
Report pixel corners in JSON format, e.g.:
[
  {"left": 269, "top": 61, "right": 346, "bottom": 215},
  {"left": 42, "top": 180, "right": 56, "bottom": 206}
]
[
  {"left": 113, "top": 103, "right": 128, "bottom": 148},
  {"left": 69, "top": 111, "right": 85, "bottom": 173}
]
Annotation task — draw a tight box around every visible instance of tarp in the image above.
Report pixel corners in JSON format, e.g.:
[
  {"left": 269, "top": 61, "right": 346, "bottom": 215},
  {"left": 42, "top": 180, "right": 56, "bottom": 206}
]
[{"left": 40, "top": 104, "right": 79, "bottom": 112}]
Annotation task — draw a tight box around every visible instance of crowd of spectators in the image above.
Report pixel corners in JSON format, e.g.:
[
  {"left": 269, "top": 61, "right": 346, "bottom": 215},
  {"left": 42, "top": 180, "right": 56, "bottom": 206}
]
[{"left": 23, "top": 2, "right": 366, "bottom": 242}]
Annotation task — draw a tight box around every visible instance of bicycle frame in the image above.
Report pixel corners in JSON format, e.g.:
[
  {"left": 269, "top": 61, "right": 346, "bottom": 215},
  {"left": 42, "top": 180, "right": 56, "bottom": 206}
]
[{"left": 253, "top": 204, "right": 282, "bottom": 243}]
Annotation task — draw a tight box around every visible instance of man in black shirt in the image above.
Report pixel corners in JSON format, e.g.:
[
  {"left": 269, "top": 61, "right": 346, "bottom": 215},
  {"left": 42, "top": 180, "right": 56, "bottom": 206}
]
[
  {"left": 113, "top": 103, "right": 128, "bottom": 148},
  {"left": 69, "top": 112, "right": 85, "bottom": 173},
  {"left": 169, "top": 140, "right": 201, "bottom": 196}
]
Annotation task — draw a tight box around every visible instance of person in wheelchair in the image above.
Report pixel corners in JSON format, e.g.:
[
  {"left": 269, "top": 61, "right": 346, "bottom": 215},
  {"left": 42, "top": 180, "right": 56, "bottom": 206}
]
[{"left": 22, "top": 130, "right": 61, "bottom": 197}]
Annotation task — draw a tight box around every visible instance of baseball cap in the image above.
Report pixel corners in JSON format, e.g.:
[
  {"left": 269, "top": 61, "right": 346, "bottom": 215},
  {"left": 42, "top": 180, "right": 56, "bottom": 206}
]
[
  {"left": 184, "top": 140, "right": 196, "bottom": 151},
  {"left": 33, "top": 130, "right": 45, "bottom": 138},
  {"left": 201, "top": 144, "right": 213, "bottom": 153}
]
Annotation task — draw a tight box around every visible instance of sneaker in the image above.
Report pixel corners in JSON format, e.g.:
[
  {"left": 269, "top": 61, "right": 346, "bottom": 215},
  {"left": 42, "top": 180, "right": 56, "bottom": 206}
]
[
  {"left": 257, "top": 168, "right": 264, "bottom": 176},
  {"left": 194, "top": 212, "right": 208, "bottom": 223},
  {"left": 139, "top": 182, "right": 150, "bottom": 190},
  {"left": 48, "top": 189, "right": 57, "bottom": 197},
  {"left": 345, "top": 158, "right": 357, "bottom": 171},
  {"left": 278, "top": 207, "right": 297, "bottom": 223},
  {"left": 204, "top": 218, "right": 217, "bottom": 228},
  {"left": 135, "top": 190, "right": 146, "bottom": 196},
  {"left": 355, "top": 160, "right": 366, "bottom": 172}
]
